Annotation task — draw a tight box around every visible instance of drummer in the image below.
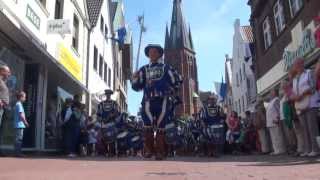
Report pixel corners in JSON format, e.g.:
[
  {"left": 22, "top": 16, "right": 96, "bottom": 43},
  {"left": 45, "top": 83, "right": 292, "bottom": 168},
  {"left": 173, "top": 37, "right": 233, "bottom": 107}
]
[
  {"left": 199, "top": 95, "right": 224, "bottom": 157},
  {"left": 200, "top": 95, "right": 223, "bottom": 126},
  {"left": 97, "top": 89, "right": 119, "bottom": 157}
]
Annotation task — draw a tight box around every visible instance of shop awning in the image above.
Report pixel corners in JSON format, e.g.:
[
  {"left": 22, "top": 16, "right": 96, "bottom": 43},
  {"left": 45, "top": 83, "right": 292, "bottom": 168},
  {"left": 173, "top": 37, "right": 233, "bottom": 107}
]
[{"left": 193, "top": 92, "right": 199, "bottom": 98}]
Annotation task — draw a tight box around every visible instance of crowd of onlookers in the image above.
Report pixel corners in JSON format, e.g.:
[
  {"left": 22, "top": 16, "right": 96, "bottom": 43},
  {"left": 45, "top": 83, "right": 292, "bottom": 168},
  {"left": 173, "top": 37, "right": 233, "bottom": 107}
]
[
  {"left": 60, "top": 95, "right": 98, "bottom": 158},
  {"left": 225, "top": 58, "right": 320, "bottom": 157},
  {"left": 0, "top": 64, "right": 100, "bottom": 157}
]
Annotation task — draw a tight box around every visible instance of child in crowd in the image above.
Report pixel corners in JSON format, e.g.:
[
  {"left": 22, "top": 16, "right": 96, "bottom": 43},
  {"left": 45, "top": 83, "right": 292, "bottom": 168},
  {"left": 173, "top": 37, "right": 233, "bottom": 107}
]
[
  {"left": 14, "top": 91, "right": 29, "bottom": 157},
  {"left": 87, "top": 123, "right": 98, "bottom": 156}
]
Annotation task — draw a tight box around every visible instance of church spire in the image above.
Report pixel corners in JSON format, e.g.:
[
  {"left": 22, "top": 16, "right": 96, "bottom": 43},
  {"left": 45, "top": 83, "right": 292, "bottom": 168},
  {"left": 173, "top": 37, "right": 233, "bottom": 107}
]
[
  {"left": 164, "top": 24, "right": 170, "bottom": 49},
  {"left": 188, "top": 25, "right": 194, "bottom": 50},
  {"left": 168, "top": 0, "right": 192, "bottom": 50}
]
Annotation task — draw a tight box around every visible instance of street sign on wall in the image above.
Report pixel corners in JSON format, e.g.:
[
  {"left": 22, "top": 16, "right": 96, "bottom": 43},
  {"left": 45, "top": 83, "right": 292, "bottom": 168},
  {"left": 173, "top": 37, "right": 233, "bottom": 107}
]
[{"left": 47, "top": 19, "right": 71, "bottom": 34}]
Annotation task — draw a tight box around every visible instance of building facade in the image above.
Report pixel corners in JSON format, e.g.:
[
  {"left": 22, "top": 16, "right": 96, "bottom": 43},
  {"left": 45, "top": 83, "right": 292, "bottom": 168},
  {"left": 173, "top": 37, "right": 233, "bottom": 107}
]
[
  {"left": 224, "top": 55, "right": 233, "bottom": 112},
  {"left": 86, "top": 0, "right": 115, "bottom": 116},
  {"left": 248, "top": 0, "right": 320, "bottom": 97},
  {"left": 0, "top": 0, "right": 89, "bottom": 150},
  {"left": 228, "top": 19, "right": 256, "bottom": 117},
  {"left": 164, "top": 0, "right": 199, "bottom": 117},
  {"left": 110, "top": 0, "right": 133, "bottom": 113}
]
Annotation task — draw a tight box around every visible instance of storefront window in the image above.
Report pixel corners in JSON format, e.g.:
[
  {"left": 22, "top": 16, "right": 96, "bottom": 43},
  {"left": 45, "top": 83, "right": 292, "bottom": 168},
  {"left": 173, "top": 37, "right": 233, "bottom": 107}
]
[
  {"left": 45, "top": 87, "right": 72, "bottom": 149},
  {"left": 0, "top": 47, "right": 25, "bottom": 146}
]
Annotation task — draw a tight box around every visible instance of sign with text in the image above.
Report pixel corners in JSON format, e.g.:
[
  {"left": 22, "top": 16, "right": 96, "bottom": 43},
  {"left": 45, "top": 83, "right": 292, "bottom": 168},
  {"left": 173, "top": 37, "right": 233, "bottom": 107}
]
[
  {"left": 47, "top": 19, "right": 71, "bottom": 34},
  {"left": 283, "top": 29, "right": 317, "bottom": 71},
  {"left": 58, "top": 44, "right": 82, "bottom": 81},
  {"left": 26, "top": 4, "right": 40, "bottom": 30}
]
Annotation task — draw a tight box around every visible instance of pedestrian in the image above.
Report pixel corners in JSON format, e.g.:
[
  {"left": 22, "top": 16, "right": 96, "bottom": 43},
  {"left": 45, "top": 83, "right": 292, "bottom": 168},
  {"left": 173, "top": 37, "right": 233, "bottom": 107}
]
[
  {"left": 226, "top": 111, "right": 240, "bottom": 144},
  {"left": 286, "top": 69, "right": 305, "bottom": 156},
  {"left": 63, "top": 101, "right": 82, "bottom": 158},
  {"left": 253, "top": 99, "right": 271, "bottom": 154},
  {"left": 226, "top": 111, "right": 241, "bottom": 154},
  {"left": 280, "top": 79, "right": 297, "bottom": 155},
  {"left": 292, "top": 58, "right": 320, "bottom": 157},
  {"left": 242, "top": 111, "right": 257, "bottom": 153},
  {"left": 61, "top": 98, "right": 73, "bottom": 153},
  {"left": 0, "top": 65, "right": 10, "bottom": 156},
  {"left": 14, "top": 91, "right": 29, "bottom": 157},
  {"left": 131, "top": 44, "right": 181, "bottom": 160},
  {"left": 79, "top": 104, "right": 89, "bottom": 156},
  {"left": 266, "top": 88, "right": 286, "bottom": 155},
  {"left": 87, "top": 120, "right": 98, "bottom": 157}
]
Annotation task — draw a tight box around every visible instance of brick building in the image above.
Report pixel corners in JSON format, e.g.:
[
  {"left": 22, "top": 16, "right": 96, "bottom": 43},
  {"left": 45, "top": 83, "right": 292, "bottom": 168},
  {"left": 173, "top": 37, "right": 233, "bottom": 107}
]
[
  {"left": 164, "top": 0, "right": 199, "bottom": 117},
  {"left": 248, "top": 0, "right": 320, "bottom": 97}
]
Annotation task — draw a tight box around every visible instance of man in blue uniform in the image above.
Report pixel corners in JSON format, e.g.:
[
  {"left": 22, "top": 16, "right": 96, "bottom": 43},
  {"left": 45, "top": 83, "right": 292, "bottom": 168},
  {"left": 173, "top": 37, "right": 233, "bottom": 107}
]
[
  {"left": 200, "top": 95, "right": 224, "bottom": 157},
  {"left": 131, "top": 44, "right": 181, "bottom": 160},
  {"left": 97, "top": 89, "right": 119, "bottom": 157}
]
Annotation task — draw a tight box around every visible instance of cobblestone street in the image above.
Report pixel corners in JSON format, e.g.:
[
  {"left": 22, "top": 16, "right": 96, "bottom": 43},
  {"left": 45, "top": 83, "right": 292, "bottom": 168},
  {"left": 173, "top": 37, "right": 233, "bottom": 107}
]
[{"left": 0, "top": 155, "right": 320, "bottom": 180}]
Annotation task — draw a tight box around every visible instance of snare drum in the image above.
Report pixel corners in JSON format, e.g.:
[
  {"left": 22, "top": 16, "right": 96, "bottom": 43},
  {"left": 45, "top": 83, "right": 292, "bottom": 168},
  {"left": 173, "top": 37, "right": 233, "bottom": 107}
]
[
  {"left": 130, "top": 135, "right": 143, "bottom": 151},
  {"left": 204, "top": 123, "right": 225, "bottom": 144},
  {"left": 117, "top": 131, "right": 130, "bottom": 150},
  {"left": 102, "top": 122, "right": 118, "bottom": 143}
]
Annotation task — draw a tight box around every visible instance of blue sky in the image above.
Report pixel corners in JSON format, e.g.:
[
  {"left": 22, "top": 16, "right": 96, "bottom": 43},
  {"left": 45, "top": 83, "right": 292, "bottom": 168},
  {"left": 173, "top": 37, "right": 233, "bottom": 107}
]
[{"left": 123, "top": 0, "right": 251, "bottom": 115}]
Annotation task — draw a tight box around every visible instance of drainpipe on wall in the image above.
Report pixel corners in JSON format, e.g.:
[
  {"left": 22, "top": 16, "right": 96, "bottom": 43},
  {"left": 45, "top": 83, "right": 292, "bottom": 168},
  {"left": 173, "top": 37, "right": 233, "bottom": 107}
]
[{"left": 85, "top": 27, "right": 92, "bottom": 115}]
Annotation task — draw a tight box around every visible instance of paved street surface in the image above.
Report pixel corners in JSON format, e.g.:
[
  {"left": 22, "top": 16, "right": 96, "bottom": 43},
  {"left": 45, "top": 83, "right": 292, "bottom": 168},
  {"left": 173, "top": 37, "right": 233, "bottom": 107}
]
[{"left": 0, "top": 155, "right": 320, "bottom": 180}]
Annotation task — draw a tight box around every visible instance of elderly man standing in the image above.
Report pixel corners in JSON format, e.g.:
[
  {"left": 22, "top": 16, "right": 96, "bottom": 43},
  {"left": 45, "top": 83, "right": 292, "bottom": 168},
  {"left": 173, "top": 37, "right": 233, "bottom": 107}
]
[
  {"left": 131, "top": 44, "right": 181, "bottom": 160},
  {"left": 0, "top": 65, "right": 11, "bottom": 156},
  {"left": 292, "top": 58, "right": 320, "bottom": 157}
]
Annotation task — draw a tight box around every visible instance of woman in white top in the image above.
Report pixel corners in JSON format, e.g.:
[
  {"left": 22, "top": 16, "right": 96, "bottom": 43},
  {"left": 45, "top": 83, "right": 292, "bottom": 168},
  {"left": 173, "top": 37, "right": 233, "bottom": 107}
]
[
  {"left": 266, "top": 88, "right": 286, "bottom": 155},
  {"left": 292, "top": 58, "right": 320, "bottom": 157}
]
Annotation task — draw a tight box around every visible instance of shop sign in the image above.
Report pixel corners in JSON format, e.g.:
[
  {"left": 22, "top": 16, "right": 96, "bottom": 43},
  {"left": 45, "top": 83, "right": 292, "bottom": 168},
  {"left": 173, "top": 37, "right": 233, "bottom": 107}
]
[
  {"left": 283, "top": 29, "right": 317, "bottom": 71},
  {"left": 58, "top": 44, "right": 82, "bottom": 81},
  {"left": 47, "top": 19, "right": 71, "bottom": 34},
  {"left": 26, "top": 4, "right": 40, "bottom": 30}
]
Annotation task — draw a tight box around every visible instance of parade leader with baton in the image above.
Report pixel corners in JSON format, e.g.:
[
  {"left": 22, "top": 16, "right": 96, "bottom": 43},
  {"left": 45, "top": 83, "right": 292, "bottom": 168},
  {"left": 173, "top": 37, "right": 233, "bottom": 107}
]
[{"left": 131, "top": 44, "right": 181, "bottom": 160}]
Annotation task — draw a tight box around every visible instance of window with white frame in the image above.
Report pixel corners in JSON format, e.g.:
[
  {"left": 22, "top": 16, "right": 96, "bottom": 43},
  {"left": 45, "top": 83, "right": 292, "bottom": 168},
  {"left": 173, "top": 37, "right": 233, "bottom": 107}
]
[
  {"left": 236, "top": 73, "right": 239, "bottom": 86},
  {"left": 72, "top": 14, "right": 79, "bottom": 51},
  {"left": 108, "top": 68, "right": 111, "bottom": 87},
  {"left": 273, "top": 0, "right": 285, "bottom": 35},
  {"left": 289, "top": 0, "right": 303, "bottom": 17},
  {"left": 263, "top": 17, "right": 272, "bottom": 49},
  {"left": 104, "top": 63, "right": 108, "bottom": 82},
  {"left": 242, "top": 63, "right": 246, "bottom": 80},
  {"left": 54, "top": 0, "right": 64, "bottom": 19},
  {"left": 100, "top": 16, "right": 104, "bottom": 33},
  {"left": 39, "top": 0, "right": 46, "bottom": 7},
  {"left": 99, "top": 55, "right": 103, "bottom": 77},
  {"left": 93, "top": 46, "right": 98, "bottom": 71}
]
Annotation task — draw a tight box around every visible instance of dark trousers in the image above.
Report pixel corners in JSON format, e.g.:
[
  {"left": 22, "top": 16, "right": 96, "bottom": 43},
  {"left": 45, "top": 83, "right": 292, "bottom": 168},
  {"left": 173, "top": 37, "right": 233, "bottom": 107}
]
[
  {"left": 14, "top": 128, "right": 24, "bottom": 155},
  {"left": 64, "top": 126, "right": 80, "bottom": 154},
  {"left": 141, "top": 97, "right": 170, "bottom": 129}
]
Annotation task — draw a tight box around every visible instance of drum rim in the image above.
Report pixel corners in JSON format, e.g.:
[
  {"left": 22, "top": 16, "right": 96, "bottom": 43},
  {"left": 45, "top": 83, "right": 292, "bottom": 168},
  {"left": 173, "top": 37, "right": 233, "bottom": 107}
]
[
  {"left": 131, "top": 136, "right": 140, "bottom": 141},
  {"left": 117, "top": 131, "right": 129, "bottom": 138}
]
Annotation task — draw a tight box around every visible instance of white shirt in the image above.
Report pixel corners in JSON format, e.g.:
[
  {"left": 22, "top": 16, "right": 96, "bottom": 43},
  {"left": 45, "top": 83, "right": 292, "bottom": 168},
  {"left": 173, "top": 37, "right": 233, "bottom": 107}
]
[
  {"left": 293, "top": 69, "right": 320, "bottom": 108},
  {"left": 266, "top": 97, "right": 280, "bottom": 128},
  {"left": 280, "top": 96, "right": 286, "bottom": 121}
]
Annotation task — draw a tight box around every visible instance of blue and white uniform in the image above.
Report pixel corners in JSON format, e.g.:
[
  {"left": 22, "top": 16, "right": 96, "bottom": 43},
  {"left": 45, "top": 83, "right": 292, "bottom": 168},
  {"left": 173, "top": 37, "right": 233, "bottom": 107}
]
[
  {"left": 132, "top": 61, "right": 181, "bottom": 129},
  {"left": 97, "top": 100, "right": 118, "bottom": 123},
  {"left": 200, "top": 104, "right": 223, "bottom": 126}
]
